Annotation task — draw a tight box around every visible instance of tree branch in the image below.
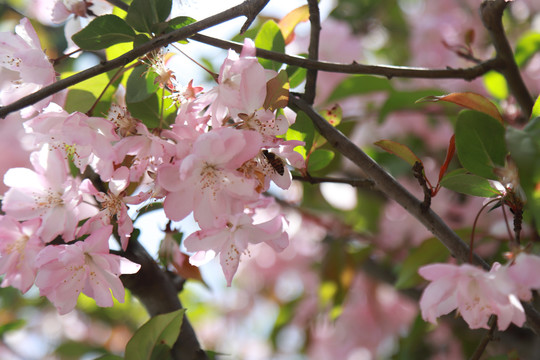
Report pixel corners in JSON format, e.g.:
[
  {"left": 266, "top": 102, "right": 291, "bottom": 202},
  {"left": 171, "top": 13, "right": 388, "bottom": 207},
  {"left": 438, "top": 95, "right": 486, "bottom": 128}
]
[
  {"left": 303, "top": 0, "right": 321, "bottom": 105},
  {"left": 292, "top": 174, "right": 374, "bottom": 188},
  {"left": 190, "top": 33, "right": 500, "bottom": 80},
  {"left": 289, "top": 94, "right": 540, "bottom": 335},
  {"left": 0, "top": 0, "right": 269, "bottom": 119},
  {"left": 121, "top": 239, "right": 208, "bottom": 360},
  {"left": 480, "top": 0, "right": 534, "bottom": 118}
]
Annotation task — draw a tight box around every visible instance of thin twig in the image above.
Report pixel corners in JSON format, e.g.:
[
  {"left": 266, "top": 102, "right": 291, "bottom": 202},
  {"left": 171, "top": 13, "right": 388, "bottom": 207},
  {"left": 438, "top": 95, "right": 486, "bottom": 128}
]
[
  {"left": 191, "top": 33, "right": 500, "bottom": 80},
  {"left": 303, "top": 0, "right": 321, "bottom": 105},
  {"left": 292, "top": 174, "right": 374, "bottom": 188},
  {"left": 469, "top": 316, "right": 498, "bottom": 360},
  {"left": 480, "top": 0, "right": 534, "bottom": 118},
  {"left": 289, "top": 94, "right": 540, "bottom": 335}
]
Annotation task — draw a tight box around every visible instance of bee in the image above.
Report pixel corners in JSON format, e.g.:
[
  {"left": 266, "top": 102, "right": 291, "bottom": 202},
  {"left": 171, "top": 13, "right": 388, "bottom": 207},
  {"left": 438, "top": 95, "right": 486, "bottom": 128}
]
[{"left": 262, "top": 150, "right": 285, "bottom": 176}]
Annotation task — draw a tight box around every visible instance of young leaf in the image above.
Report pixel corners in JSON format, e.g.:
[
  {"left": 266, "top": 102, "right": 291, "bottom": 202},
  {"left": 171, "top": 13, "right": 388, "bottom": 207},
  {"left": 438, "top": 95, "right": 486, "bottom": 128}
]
[
  {"left": 394, "top": 238, "right": 448, "bottom": 289},
  {"left": 264, "top": 70, "right": 289, "bottom": 111},
  {"left": 374, "top": 140, "right": 422, "bottom": 167},
  {"left": 440, "top": 169, "right": 501, "bottom": 197},
  {"left": 417, "top": 92, "right": 503, "bottom": 123},
  {"left": 307, "top": 149, "right": 335, "bottom": 172},
  {"left": 124, "top": 309, "right": 185, "bottom": 360},
  {"left": 255, "top": 20, "right": 286, "bottom": 71},
  {"left": 126, "top": 0, "right": 173, "bottom": 34},
  {"left": 483, "top": 71, "right": 508, "bottom": 100},
  {"left": 72, "top": 15, "right": 136, "bottom": 50},
  {"left": 278, "top": 5, "right": 310, "bottom": 44},
  {"left": 455, "top": 110, "right": 507, "bottom": 179}
]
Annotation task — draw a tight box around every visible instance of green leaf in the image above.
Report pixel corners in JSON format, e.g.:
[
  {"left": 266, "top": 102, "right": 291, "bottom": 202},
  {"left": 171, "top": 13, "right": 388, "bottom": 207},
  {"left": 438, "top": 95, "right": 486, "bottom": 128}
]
[
  {"left": 532, "top": 95, "right": 540, "bottom": 120},
  {"left": 127, "top": 93, "right": 161, "bottom": 129},
  {"left": 126, "top": 66, "right": 159, "bottom": 103},
  {"left": 287, "top": 111, "right": 314, "bottom": 156},
  {"left": 455, "top": 110, "right": 507, "bottom": 179},
  {"left": 64, "top": 89, "right": 96, "bottom": 114},
  {"left": 374, "top": 139, "right": 422, "bottom": 167},
  {"left": 440, "top": 169, "right": 501, "bottom": 197},
  {"left": 395, "top": 238, "right": 448, "bottom": 289},
  {"left": 166, "top": 16, "right": 197, "bottom": 33},
  {"left": 126, "top": 0, "right": 173, "bottom": 34},
  {"left": 506, "top": 119, "right": 540, "bottom": 232},
  {"left": 326, "top": 75, "right": 392, "bottom": 103},
  {"left": 72, "top": 15, "right": 136, "bottom": 50},
  {"left": 254, "top": 20, "right": 286, "bottom": 70},
  {"left": 308, "top": 149, "right": 335, "bottom": 172},
  {"left": 286, "top": 64, "right": 307, "bottom": 89},
  {"left": 515, "top": 31, "right": 540, "bottom": 67},
  {"left": 483, "top": 71, "right": 508, "bottom": 100},
  {"left": 124, "top": 309, "right": 185, "bottom": 360},
  {"left": 93, "top": 356, "right": 124, "bottom": 360}
]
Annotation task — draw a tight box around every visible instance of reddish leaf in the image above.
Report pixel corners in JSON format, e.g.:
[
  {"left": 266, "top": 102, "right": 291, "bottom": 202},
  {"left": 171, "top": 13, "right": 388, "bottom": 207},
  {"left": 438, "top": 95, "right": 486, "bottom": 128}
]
[
  {"left": 264, "top": 70, "right": 289, "bottom": 111},
  {"left": 374, "top": 140, "right": 422, "bottom": 167},
  {"left": 433, "top": 134, "right": 456, "bottom": 196},
  {"left": 278, "top": 5, "right": 310, "bottom": 45},
  {"left": 439, "top": 134, "right": 456, "bottom": 183},
  {"left": 417, "top": 92, "right": 503, "bottom": 123}
]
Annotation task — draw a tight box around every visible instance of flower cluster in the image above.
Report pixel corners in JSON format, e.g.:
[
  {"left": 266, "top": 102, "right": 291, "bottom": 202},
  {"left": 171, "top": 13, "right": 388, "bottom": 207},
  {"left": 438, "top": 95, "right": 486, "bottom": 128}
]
[
  {"left": 0, "top": 18, "right": 305, "bottom": 313},
  {"left": 418, "top": 253, "right": 540, "bottom": 330}
]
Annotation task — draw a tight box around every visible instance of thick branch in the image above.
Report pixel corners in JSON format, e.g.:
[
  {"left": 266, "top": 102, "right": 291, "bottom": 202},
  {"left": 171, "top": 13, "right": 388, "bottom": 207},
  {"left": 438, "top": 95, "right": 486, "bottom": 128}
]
[
  {"left": 303, "top": 0, "right": 321, "bottom": 105},
  {"left": 191, "top": 34, "right": 500, "bottom": 80},
  {"left": 121, "top": 239, "right": 207, "bottom": 360},
  {"left": 289, "top": 94, "right": 540, "bottom": 335},
  {"left": 480, "top": 0, "right": 534, "bottom": 118},
  {"left": 0, "top": 0, "right": 268, "bottom": 119}
]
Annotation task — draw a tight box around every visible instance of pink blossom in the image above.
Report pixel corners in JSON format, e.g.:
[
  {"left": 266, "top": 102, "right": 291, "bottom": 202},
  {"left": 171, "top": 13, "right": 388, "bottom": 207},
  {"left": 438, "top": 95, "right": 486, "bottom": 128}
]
[
  {"left": 2, "top": 147, "right": 97, "bottom": 243},
  {"left": 184, "top": 212, "right": 288, "bottom": 286},
  {"left": 113, "top": 122, "right": 176, "bottom": 182},
  {"left": 34, "top": 225, "right": 140, "bottom": 314},
  {"left": 418, "top": 262, "right": 525, "bottom": 330},
  {"left": 0, "top": 216, "right": 44, "bottom": 292},
  {"left": 0, "top": 113, "right": 32, "bottom": 194},
  {"left": 200, "top": 38, "right": 269, "bottom": 126},
  {"left": 24, "top": 108, "right": 119, "bottom": 179},
  {"left": 0, "top": 18, "right": 56, "bottom": 117},
  {"left": 79, "top": 167, "right": 150, "bottom": 250},
  {"left": 158, "top": 127, "right": 262, "bottom": 227}
]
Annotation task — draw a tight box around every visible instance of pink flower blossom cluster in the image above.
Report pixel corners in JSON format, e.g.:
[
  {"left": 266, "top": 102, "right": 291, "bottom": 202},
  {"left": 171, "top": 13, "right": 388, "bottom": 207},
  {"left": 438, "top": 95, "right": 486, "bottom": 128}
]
[
  {"left": 0, "top": 19, "right": 305, "bottom": 314},
  {"left": 419, "top": 253, "right": 540, "bottom": 330}
]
